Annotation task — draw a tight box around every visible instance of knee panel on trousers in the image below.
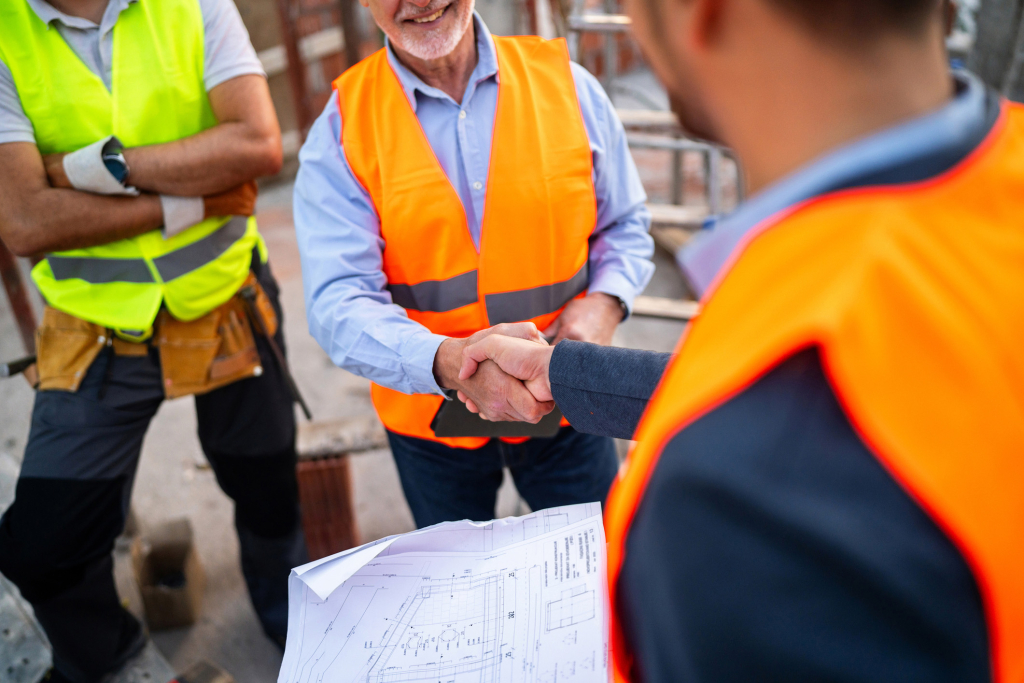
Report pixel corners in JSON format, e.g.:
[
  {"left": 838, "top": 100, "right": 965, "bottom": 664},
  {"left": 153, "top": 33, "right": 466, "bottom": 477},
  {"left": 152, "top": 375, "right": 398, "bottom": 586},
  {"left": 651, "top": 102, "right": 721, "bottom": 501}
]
[{"left": 0, "top": 477, "right": 128, "bottom": 603}]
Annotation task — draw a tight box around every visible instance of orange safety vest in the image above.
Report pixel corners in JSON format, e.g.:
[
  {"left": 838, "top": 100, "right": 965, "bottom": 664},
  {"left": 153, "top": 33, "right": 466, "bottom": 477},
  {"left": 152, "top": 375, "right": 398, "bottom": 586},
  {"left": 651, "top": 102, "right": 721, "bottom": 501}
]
[
  {"left": 605, "top": 103, "right": 1024, "bottom": 682},
  {"left": 334, "top": 36, "right": 595, "bottom": 448}
]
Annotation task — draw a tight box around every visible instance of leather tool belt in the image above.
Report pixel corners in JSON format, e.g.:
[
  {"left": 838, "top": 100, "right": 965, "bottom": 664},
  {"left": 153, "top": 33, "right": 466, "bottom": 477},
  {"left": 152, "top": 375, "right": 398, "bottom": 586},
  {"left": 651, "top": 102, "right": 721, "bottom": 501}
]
[{"left": 34, "top": 273, "right": 278, "bottom": 399}]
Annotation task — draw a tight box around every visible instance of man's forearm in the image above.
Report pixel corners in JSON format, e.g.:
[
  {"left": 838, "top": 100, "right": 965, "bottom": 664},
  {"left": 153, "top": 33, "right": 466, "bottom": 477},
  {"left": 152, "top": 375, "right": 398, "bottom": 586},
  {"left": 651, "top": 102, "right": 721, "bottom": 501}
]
[
  {"left": 123, "top": 120, "right": 281, "bottom": 196},
  {"left": 3, "top": 187, "right": 162, "bottom": 257},
  {"left": 123, "top": 75, "right": 282, "bottom": 196}
]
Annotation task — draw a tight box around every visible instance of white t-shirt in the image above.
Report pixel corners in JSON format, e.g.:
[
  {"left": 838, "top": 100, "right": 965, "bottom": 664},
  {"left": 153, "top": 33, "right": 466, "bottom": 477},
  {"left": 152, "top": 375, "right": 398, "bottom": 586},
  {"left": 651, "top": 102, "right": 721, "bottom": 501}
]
[{"left": 0, "top": 0, "right": 266, "bottom": 145}]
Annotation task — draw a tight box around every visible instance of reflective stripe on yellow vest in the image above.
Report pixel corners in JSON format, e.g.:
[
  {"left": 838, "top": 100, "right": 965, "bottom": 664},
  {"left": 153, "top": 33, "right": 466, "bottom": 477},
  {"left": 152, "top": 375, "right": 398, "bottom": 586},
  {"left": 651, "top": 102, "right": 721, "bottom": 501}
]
[
  {"left": 0, "top": 0, "right": 262, "bottom": 330},
  {"left": 604, "top": 103, "right": 1024, "bottom": 682},
  {"left": 335, "top": 36, "right": 596, "bottom": 448}
]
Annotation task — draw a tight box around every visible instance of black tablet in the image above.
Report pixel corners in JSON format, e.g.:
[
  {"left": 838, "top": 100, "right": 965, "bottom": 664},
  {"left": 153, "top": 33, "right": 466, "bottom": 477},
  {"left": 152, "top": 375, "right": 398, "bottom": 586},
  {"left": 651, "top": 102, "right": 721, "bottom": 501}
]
[{"left": 430, "top": 394, "right": 563, "bottom": 438}]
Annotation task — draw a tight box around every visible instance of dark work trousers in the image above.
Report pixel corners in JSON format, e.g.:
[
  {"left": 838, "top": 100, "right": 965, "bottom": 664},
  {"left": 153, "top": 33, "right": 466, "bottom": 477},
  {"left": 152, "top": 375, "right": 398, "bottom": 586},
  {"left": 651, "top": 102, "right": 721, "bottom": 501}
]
[
  {"left": 387, "top": 427, "right": 619, "bottom": 528},
  {"left": 0, "top": 260, "right": 307, "bottom": 683}
]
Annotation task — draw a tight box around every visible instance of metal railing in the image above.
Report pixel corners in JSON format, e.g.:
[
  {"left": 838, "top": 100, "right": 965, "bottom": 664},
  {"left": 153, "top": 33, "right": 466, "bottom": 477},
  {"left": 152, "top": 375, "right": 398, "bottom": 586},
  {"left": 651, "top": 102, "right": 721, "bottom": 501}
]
[{"left": 567, "top": 2, "right": 742, "bottom": 215}]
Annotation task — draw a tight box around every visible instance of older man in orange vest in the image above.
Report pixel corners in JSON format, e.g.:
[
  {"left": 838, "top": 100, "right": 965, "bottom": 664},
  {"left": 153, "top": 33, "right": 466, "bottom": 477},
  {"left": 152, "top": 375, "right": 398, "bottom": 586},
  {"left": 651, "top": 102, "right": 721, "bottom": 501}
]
[
  {"left": 293, "top": 0, "right": 654, "bottom": 527},
  {"left": 457, "top": 0, "right": 1024, "bottom": 681}
]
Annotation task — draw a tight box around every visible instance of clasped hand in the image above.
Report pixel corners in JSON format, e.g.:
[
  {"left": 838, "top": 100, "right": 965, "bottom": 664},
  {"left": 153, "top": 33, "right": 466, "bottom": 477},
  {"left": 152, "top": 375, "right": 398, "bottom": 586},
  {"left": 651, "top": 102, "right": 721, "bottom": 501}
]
[
  {"left": 435, "top": 294, "right": 621, "bottom": 422},
  {"left": 433, "top": 323, "right": 555, "bottom": 423}
]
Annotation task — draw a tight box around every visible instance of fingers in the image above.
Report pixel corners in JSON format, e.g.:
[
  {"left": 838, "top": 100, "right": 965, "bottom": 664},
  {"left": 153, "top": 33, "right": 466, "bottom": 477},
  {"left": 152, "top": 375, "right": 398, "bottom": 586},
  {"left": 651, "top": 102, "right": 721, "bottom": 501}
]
[
  {"left": 456, "top": 360, "right": 554, "bottom": 423},
  {"left": 467, "top": 321, "right": 547, "bottom": 346},
  {"left": 508, "top": 389, "right": 555, "bottom": 424},
  {"left": 459, "top": 323, "right": 550, "bottom": 381},
  {"left": 459, "top": 335, "right": 496, "bottom": 381},
  {"left": 495, "top": 322, "right": 547, "bottom": 344}
]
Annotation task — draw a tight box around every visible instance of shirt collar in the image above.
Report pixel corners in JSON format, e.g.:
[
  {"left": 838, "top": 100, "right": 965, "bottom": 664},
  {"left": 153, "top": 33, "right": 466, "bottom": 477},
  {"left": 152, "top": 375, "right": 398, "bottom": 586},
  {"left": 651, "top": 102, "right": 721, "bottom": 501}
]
[
  {"left": 680, "top": 71, "right": 993, "bottom": 296},
  {"left": 26, "top": 0, "right": 136, "bottom": 30},
  {"left": 384, "top": 11, "right": 499, "bottom": 112}
]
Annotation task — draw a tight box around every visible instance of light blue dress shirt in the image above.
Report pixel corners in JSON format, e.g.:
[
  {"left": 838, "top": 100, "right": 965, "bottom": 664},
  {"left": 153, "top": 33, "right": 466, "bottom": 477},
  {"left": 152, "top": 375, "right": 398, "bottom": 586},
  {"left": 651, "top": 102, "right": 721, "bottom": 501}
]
[
  {"left": 294, "top": 14, "right": 654, "bottom": 396},
  {"left": 681, "top": 71, "right": 988, "bottom": 296}
]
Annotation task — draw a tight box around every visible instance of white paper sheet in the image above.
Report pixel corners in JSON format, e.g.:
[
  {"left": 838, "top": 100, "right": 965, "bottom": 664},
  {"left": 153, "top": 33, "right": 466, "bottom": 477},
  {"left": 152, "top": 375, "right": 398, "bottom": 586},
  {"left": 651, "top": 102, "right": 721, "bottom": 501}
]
[{"left": 278, "top": 503, "right": 609, "bottom": 683}]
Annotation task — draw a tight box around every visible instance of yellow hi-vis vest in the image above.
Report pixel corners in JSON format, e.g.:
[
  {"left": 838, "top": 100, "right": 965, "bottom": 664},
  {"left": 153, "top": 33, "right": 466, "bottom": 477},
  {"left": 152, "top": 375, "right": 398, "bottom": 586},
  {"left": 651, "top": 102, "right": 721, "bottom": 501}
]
[{"left": 0, "top": 0, "right": 264, "bottom": 330}]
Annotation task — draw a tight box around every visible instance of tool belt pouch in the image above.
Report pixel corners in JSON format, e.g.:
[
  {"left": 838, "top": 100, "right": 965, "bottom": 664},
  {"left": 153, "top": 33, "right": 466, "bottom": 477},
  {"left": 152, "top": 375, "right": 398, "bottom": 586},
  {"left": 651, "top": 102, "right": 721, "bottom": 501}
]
[
  {"left": 35, "top": 306, "right": 109, "bottom": 392},
  {"left": 248, "top": 273, "right": 278, "bottom": 337},
  {"left": 158, "top": 280, "right": 266, "bottom": 399}
]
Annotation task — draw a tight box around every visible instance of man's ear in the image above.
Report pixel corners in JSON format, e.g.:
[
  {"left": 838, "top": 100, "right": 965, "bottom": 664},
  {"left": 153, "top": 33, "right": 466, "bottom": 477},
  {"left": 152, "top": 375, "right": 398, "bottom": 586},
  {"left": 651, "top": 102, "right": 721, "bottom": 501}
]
[
  {"left": 943, "top": 0, "right": 957, "bottom": 37},
  {"left": 690, "top": 0, "right": 728, "bottom": 51}
]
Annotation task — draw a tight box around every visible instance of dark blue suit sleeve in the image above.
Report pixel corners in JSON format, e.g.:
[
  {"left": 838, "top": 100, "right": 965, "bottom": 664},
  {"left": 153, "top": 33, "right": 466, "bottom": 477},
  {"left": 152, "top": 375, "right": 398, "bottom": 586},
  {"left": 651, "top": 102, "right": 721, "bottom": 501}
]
[{"left": 548, "top": 341, "right": 671, "bottom": 440}]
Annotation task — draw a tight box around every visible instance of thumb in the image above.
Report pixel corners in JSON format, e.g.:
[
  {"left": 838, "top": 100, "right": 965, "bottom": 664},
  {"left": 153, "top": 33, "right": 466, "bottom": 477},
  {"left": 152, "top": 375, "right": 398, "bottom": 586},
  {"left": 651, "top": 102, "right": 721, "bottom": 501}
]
[
  {"left": 459, "top": 336, "right": 501, "bottom": 381},
  {"left": 459, "top": 335, "right": 514, "bottom": 382}
]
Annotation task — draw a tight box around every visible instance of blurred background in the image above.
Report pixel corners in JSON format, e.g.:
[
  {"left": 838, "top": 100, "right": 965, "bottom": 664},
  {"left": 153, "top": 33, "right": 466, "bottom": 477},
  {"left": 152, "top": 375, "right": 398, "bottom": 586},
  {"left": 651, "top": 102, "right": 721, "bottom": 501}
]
[{"left": 4, "top": 0, "right": 1023, "bottom": 679}]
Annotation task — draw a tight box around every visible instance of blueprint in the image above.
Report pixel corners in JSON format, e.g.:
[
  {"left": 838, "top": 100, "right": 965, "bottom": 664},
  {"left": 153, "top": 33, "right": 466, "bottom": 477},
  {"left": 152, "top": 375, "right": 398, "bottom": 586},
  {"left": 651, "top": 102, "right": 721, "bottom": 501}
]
[{"left": 278, "top": 503, "right": 608, "bottom": 683}]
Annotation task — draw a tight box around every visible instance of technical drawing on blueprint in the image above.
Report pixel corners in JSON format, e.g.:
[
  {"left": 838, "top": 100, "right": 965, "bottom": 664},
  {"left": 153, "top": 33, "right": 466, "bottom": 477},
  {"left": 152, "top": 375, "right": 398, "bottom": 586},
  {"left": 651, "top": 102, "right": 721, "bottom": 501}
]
[{"left": 278, "top": 503, "right": 608, "bottom": 683}]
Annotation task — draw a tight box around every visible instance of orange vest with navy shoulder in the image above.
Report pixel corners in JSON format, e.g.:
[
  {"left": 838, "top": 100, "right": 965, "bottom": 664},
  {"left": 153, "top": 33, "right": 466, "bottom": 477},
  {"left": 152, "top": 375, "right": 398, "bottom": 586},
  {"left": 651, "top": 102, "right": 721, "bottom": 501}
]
[
  {"left": 333, "top": 36, "right": 595, "bottom": 449},
  {"left": 605, "top": 103, "right": 1024, "bottom": 682}
]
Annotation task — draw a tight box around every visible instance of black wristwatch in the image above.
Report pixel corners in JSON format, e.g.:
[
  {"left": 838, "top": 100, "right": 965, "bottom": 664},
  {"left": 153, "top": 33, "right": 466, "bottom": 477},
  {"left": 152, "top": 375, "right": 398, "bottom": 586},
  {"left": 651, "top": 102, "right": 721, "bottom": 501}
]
[
  {"left": 610, "top": 294, "right": 628, "bottom": 320},
  {"left": 101, "top": 136, "right": 130, "bottom": 185}
]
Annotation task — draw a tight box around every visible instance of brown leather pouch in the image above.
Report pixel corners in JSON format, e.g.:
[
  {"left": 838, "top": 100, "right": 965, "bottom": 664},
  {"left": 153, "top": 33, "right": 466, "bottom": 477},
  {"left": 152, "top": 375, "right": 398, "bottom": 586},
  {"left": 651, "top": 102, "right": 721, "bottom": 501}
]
[
  {"left": 157, "top": 278, "right": 267, "bottom": 399},
  {"left": 247, "top": 273, "right": 278, "bottom": 337},
  {"left": 35, "top": 306, "right": 110, "bottom": 392}
]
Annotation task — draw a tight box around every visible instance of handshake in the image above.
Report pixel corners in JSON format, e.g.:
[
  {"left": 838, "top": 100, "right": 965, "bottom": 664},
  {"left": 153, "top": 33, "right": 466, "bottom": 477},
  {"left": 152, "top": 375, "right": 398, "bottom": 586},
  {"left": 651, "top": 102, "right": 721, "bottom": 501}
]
[
  {"left": 432, "top": 292, "right": 625, "bottom": 422},
  {"left": 433, "top": 322, "right": 559, "bottom": 423}
]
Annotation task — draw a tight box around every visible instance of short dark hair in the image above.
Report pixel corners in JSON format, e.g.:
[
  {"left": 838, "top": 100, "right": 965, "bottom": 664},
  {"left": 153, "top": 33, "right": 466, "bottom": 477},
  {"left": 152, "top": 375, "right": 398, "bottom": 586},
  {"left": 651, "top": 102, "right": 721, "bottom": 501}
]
[{"left": 766, "top": 0, "right": 943, "bottom": 39}]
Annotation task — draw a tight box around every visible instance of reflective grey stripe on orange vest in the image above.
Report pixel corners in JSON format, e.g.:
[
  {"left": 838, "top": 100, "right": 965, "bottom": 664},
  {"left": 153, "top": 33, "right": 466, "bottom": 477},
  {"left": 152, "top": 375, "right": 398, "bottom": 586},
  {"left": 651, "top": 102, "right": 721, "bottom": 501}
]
[
  {"left": 46, "top": 216, "right": 249, "bottom": 284},
  {"left": 388, "top": 270, "right": 479, "bottom": 313},
  {"left": 388, "top": 263, "right": 589, "bottom": 323},
  {"left": 485, "top": 263, "right": 589, "bottom": 324}
]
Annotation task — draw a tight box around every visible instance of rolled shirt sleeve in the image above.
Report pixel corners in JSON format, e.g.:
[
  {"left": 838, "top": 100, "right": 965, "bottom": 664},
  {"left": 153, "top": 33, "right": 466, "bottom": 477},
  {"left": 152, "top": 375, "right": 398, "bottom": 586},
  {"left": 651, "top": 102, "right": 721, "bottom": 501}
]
[
  {"left": 294, "top": 96, "right": 448, "bottom": 396},
  {"left": 199, "top": 0, "right": 267, "bottom": 90},
  {"left": 571, "top": 62, "right": 655, "bottom": 315},
  {"left": 0, "top": 59, "right": 36, "bottom": 145}
]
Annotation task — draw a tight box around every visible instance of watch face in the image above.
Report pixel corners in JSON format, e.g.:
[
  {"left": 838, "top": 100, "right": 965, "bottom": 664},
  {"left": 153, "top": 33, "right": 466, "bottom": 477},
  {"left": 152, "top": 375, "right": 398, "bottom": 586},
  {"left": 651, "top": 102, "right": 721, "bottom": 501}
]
[{"left": 102, "top": 153, "right": 129, "bottom": 184}]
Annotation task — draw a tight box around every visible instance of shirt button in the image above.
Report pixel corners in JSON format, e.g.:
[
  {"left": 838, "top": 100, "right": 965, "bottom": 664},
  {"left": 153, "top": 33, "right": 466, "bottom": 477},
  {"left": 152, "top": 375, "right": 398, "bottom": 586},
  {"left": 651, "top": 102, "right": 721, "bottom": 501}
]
[
  {"left": 459, "top": 110, "right": 467, "bottom": 119},
  {"left": 473, "top": 182, "right": 483, "bottom": 190}
]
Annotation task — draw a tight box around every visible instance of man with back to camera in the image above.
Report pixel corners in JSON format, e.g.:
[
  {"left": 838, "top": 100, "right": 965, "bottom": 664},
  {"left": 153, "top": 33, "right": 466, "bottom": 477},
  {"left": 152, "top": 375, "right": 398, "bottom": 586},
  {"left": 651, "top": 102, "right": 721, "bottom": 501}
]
[
  {"left": 457, "top": 0, "right": 1024, "bottom": 680},
  {"left": 293, "top": 0, "right": 654, "bottom": 528},
  {"left": 0, "top": 0, "right": 308, "bottom": 678}
]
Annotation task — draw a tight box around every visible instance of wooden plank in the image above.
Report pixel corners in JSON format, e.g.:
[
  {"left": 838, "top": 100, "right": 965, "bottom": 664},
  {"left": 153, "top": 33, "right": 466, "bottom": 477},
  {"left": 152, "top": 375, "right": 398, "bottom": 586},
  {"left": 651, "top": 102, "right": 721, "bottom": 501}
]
[
  {"left": 568, "top": 13, "right": 632, "bottom": 32},
  {"left": 648, "top": 203, "right": 707, "bottom": 228},
  {"left": 649, "top": 227, "right": 693, "bottom": 255},
  {"left": 647, "top": 203, "right": 706, "bottom": 255},
  {"left": 297, "top": 414, "right": 388, "bottom": 460},
  {"left": 632, "top": 296, "right": 700, "bottom": 321},
  {"left": 616, "top": 109, "right": 679, "bottom": 131}
]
